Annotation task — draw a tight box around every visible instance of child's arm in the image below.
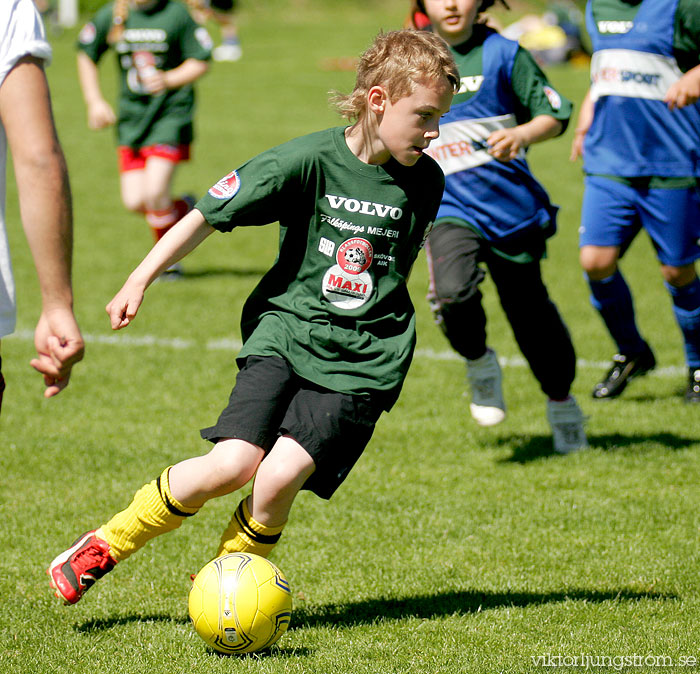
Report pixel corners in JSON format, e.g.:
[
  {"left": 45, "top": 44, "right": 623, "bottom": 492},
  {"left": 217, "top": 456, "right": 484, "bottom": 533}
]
[
  {"left": 569, "top": 89, "right": 593, "bottom": 161},
  {"left": 140, "top": 58, "right": 209, "bottom": 96},
  {"left": 106, "top": 209, "right": 215, "bottom": 330},
  {"left": 76, "top": 51, "right": 116, "bottom": 130},
  {"left": 664, "top": 64, "right": 700, "bottom": 110},
  {"left": 487, "top": 115, "right": 563, "bottom": 162}
]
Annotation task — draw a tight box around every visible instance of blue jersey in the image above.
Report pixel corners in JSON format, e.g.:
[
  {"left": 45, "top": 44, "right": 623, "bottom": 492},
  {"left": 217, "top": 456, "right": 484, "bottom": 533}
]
[
  {"left": 584, "top": 0, "right": 700, "bottom": 177},
  {"left": 425, "top": 28, "right": 562, "bottom": 242}
]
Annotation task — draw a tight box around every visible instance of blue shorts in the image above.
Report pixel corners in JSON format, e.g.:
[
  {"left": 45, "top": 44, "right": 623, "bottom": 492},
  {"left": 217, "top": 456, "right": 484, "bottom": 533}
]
[{"left": 579, "top": 175, "right": 700, "bottom": 266}]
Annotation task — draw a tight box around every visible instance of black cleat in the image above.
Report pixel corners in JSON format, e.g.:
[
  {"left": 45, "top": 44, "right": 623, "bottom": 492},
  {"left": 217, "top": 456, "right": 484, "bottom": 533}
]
[
  {"left": 592, "top": 346, "right": 656, "bottom": 399},
  {"left": 685, "top": 368, "right": 700, "bottom": 403}
]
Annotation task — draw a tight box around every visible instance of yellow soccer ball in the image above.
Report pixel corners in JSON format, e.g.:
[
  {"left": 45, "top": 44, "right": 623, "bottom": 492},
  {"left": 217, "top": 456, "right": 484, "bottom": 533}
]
[{"left": 188, "top": 553, "right": 293, "bottom": 654}]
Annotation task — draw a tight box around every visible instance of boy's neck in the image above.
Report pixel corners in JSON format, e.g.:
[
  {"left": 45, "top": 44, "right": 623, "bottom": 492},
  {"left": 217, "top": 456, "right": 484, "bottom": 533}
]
[
  {"left": 435, "top": 25, "right": 473, "bottom": 47},
  {"left": 344, "top": 124, "right": 390, "bottom": 166}
]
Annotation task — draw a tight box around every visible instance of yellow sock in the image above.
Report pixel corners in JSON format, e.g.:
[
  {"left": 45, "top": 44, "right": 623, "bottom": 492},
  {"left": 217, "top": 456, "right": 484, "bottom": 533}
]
[
  {"left": 99, "top": 466, "right": 200, "bottom": 562},
  {"left": 216, "top": 496, "right": 286, "bottom": 558}
]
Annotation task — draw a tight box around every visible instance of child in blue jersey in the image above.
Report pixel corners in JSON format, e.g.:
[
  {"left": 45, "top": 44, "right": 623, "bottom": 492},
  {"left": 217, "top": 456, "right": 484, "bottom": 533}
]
[
  {"left": 570, "top": 0, "right": 700, "bottom": 403},
  {"left": 413, "top": 0, "right": 588, "bottom": 453}
]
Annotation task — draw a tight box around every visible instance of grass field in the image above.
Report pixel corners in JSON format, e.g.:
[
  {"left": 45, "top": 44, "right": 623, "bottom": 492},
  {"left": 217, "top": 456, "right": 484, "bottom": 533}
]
[{"left": 2, "top": 1, "right": 699, "bottom": 673}]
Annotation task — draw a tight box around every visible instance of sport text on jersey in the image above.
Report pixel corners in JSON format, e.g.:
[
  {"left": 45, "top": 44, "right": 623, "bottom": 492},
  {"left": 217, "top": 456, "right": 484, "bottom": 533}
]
[{"left": 590, "top": 50, "right": 682, "bottom": 102}]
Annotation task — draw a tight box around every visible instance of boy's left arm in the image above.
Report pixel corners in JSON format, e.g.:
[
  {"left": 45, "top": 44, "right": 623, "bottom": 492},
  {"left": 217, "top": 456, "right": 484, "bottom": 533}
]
[
  {"left": 488, "top": 115, "right": 563, "bottom": 161},
  {"left": 488, "top": 45, "right": 571, "bottom": 162},
  {"left": 667, "top": 0, "right": 700, "bottom": 109},
  {"left": 141, "top": 58, "right": 209, "bottom": 95},
  {"left": 106, "top": 209, "right": 214, "bottom": 330},
  {"left": 664, "top": 64, "right": 700, "bottom": 110},
  {"left": 141, "top": 9, "right": 212, "bottom": 95}
]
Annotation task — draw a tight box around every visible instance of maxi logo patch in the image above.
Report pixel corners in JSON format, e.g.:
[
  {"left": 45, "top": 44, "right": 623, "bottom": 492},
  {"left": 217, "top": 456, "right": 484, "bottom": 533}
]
[
  {"left": 322, "top": 237, "right": 373, "bottom": 310},
  {"left": 208, "top": 170, "right": 241, "bottom": 199}
]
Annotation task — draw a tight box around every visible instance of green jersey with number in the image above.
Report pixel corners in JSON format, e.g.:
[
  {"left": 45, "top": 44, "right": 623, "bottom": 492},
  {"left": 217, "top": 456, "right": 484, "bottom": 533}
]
[
  {"left": 77, "top": 0, "right": 212, "bottom": 148},
  {"left": 196, "top": 127, "right": 445, "bottom": 408}
]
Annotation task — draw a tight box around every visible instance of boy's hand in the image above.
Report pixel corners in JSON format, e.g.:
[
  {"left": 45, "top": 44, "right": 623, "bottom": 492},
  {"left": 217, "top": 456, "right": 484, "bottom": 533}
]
[
  {"left": 141, "top": 70, "right": 168, "bottom": 95},
  {"left": 487, "top": 127, "right": 526, "bottom": 162},
  {"left": 570, "top": 129, "right": 586, "bottom": 161},
  {"left": 86, "top": 98, "right": 116, "bottom": 129},
  {"left": 664, "top": 67, "right": 700, "bottom": 110},
  {"left": 106, "top": 281, "right": 145, "bottom": 330}
]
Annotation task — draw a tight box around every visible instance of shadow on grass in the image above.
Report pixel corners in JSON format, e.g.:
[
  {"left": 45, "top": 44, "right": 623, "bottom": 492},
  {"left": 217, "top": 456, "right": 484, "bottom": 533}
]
[
  {"left": 498, "top": 432, "right": 698, "bottom": 464},
  {"left": 179, "top": 265, "right": 267, "bottom": 280},
  {"left": 74, "top": 587, "right": 671, "bottom": 636},
  {"left": 74, "top": 613, "right": 312, "bottom": 657},
  {"left": 76, "top": 613, "right": 190, "bottom": 633},
  {"left": 289, "top": 587, "right": 674, "bottom": 630}
]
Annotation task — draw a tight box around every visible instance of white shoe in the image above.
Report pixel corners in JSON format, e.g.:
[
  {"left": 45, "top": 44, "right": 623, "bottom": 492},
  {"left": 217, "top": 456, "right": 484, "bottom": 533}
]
[
  {"left": 213, "top": 43, "right": 242, "bottom": 62},
  {"left": 466, "top": 349, "right": 506, "bottom": 426},
  {"left": 547, "top": 396, "right": 589, "bottom": 454}
]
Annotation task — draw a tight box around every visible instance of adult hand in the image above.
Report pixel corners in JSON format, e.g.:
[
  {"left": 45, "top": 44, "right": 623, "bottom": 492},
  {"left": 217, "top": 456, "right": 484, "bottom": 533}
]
[{"left": 31, "top": 307, "right": 85, "bottom": 398}]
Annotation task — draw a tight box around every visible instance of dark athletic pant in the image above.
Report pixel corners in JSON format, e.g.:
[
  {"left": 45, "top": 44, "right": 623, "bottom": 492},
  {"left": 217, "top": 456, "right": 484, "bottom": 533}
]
[{"left": 425, "top": 223, "right": 576, "bottom": 400}]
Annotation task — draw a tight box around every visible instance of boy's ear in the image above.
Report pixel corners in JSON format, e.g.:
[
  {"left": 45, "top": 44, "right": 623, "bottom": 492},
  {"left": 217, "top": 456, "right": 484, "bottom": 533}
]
[{"left": 367, "top": 85, "right": 389, "bottom": 115}]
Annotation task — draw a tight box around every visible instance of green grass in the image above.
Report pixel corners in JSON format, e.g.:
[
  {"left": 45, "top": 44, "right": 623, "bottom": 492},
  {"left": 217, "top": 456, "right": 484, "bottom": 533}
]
[{"left": 2, "top": 2, "right": 699, "bottom": 673}]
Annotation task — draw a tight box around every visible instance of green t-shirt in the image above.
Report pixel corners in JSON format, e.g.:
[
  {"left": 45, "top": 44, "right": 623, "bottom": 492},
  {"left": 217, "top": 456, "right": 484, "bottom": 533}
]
[
  {"left": 196, "top": 127, "right": 445, "bottom": 409},
  {"left": 589, "top": 0, "right": 700, "bottom": 187},
  {"left": 450, "top": 24, "right": 573, "bottom": 130},
  {"left": 77, "top": 0, "right": 212, "bottom": 148}
]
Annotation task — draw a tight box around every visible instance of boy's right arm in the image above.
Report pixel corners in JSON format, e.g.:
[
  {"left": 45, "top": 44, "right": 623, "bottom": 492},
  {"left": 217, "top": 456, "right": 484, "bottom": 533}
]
[
  {"left": 570, "top": 89, "right": 593, "bottom": 161},
  {"left": 106, "top": 209, "right": 215, "bottom": 330},
  {"left": 76, "top": 51, "right": 115, "bottom": 129}
]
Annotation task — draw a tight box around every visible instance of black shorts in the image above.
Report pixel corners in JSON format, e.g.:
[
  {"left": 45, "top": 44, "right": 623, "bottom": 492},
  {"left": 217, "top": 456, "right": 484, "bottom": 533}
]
[
  {"left": 208, "top": 0, "right": 236, "bottom": 11},
  {"left": 0, "top": 355, "right": 4, "bottom": 414},
  {"left": 200, "top": 355, "right": 383, "bottom": 499}
]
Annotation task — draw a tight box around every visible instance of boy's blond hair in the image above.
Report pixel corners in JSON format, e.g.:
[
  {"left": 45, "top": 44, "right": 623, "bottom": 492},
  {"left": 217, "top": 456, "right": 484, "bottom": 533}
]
[{"left": 332, "top": 30, "right": 459, "bottom": 122}]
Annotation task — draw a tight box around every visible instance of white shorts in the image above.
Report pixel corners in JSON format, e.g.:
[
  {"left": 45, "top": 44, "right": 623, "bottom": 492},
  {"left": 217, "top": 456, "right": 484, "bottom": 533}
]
[{"left": 0, "top": 220, "right": 16, "bottom": 339}]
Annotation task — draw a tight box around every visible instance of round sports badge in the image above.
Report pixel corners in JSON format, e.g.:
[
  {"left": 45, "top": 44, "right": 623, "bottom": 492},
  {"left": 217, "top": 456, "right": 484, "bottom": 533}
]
[
  {"left": 208, "top": 170, "right": 241, "bottom": 200},
  {"left": 322, "top": 238, "right": 374, "bottom": 310}
]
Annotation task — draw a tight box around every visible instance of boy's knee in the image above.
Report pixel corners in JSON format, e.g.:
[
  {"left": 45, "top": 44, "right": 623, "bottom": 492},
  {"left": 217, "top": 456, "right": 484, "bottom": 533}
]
[
  {"left": 121, "top": 193, "right": 146, "bottom": 213},
  {"left": 580, "top": 245, "right": 619, "bottom": 279},
  {"left": 207, "top": 440, "right": 261, "bottom": 493},
  {"left": 661, "top": 264, "right": 697, "bottom": 288}
]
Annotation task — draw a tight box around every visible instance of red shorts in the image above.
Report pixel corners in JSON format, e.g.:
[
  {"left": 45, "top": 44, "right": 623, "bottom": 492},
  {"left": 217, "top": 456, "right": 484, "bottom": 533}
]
[{"left": 118, "top": 144, "right": 191, "bottom": 172}]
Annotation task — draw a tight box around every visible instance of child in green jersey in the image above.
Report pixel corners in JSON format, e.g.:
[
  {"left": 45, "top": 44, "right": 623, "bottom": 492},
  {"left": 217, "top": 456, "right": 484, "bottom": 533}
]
[
  {"left": 76, "top": 0, "right": 212, "bottom": 269},
  {"left": 48, "top": 29, "right": 459, "bottom": 606}
]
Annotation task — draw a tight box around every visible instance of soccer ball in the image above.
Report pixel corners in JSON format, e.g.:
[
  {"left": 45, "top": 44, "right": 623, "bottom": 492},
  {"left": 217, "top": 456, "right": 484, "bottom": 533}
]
[{"left": 188, "top": 553, "right": 293, "bottom": 654}]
